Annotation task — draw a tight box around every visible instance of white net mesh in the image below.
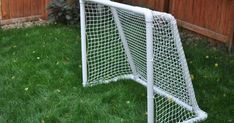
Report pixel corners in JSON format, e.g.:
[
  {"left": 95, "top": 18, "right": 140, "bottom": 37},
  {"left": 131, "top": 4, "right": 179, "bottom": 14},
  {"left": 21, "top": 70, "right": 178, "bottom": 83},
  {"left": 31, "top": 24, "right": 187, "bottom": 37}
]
[
  {"left": 83, "top": 1, "right": 206, "bottom": 122},
  {"left": 152, "top": 14, "right": 197, "bottom": 122},
  {"left": 116, "top": 9, "right": 147, "bottom": 80},
  {"left": 85, "top": 3, "right": 132, "bottom": 85}
]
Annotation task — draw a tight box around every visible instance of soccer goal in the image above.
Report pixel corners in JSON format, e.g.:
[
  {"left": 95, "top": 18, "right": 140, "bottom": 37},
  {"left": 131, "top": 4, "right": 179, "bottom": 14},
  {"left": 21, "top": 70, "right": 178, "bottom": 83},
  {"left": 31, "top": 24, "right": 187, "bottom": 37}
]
[{"left": 80, "top": 0, "right": 207, "bottom": 122}]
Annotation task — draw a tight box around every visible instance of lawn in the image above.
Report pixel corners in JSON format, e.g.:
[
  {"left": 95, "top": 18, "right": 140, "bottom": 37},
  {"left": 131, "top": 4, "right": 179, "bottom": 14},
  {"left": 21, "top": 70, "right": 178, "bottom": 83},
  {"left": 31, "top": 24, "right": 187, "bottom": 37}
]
[{"left": 0, "top": 24, "right": 233, "bottom": 123}]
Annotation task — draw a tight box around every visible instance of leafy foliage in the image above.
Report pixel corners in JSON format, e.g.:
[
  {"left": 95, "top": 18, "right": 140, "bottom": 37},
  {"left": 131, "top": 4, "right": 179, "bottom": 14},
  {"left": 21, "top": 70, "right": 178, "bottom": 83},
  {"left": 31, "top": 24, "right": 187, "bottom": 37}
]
[{"left": 47, "top": 0, "right": 80, "bottom": 25}]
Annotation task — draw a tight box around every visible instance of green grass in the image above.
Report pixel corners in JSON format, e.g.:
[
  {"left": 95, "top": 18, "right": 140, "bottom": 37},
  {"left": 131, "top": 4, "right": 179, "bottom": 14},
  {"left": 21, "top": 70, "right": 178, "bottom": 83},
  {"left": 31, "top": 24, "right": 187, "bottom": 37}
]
[{"left": 0, "top": 25, "right": 233, "bottom": 123}]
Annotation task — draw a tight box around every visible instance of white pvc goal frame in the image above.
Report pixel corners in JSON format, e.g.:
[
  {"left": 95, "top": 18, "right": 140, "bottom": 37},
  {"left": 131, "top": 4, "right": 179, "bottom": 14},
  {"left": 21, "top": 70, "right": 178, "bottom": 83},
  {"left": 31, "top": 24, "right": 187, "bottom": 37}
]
[{"left": 80, "top": 0, "right": 207, "bottom": 122}]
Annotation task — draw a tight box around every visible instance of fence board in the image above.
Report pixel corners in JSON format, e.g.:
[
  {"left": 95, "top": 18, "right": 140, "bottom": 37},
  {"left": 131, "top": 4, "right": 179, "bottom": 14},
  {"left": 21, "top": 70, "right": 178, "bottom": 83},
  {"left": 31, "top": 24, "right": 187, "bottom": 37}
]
[
  {"left": 1, "top": 0, "right": 8, "bottom": 19},
  {"left": 0, "top": 0, "right": 1, "bottom": 20},
  {"left": 155, "top": 0, "right": 169, "bottom": 12},
  {"left": 31, "top": 0, "right": 39, "bottom": 15},
  {"left": 0, "top": 0, "right": 2, "bottom": 20},
  {"left": 9, "top": 0, "right": 15, "bottom": 18},
  {"left": 23, "top": 0, "right": 31, "bottom": 16},
  {"left": 42, "top": 0, "right": 49, "bottom": 20},
  {"left": 228, "top": 4, "right": 234, "bottom": 49}
]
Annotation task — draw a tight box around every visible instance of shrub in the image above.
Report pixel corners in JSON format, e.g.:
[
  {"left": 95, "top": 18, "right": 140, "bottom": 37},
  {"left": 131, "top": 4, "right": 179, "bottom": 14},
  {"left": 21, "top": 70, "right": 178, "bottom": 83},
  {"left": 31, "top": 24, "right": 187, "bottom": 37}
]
[{"left": 47, "top": 0, "right": 80, "bottom": 25}]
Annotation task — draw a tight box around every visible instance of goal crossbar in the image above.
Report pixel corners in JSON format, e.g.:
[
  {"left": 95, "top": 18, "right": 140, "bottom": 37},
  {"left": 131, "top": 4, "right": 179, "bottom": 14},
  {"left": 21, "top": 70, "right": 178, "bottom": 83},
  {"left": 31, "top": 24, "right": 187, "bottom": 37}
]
[{"left": 83, "top": 0, "right": 150, "bottom": 14}]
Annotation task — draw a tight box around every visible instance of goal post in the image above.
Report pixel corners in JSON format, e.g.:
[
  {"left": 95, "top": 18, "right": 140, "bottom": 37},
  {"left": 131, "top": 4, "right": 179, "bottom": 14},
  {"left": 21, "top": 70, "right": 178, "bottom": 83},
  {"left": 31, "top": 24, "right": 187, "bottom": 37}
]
[
  {"left": 80, "top": 0, "right": 87, "bottom": 87},
  {"left": 80, "top": 0, "right": 207, "bottom": 122},
  {"left": 145, "top": 11, "right": 154, "bottom": 123}
]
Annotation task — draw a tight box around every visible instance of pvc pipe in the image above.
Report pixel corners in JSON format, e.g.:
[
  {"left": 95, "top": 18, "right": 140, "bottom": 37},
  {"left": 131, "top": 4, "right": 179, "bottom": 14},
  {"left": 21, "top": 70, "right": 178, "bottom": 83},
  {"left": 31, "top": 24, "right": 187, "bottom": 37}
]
[
  {"left": 182, "top": 110, "right": 207, "bottom": 123},
  {"left": 145, "top": 11, "right": 154, "bottom": 123},
  {"left": 86, "top": 0, "right": 150, "bottom": 15},
  {"left": 134, "top": 78, "right": 193, "bottom": 111},
  {"left": 80, "top": 0, "right": 88, "bottom": 87}
]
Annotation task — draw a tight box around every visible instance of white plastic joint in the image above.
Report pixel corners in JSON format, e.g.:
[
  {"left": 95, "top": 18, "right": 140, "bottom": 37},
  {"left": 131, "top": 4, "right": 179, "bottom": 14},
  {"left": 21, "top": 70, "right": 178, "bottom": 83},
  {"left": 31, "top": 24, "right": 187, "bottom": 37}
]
[
  {"left": 79, "top": 0, "right": 85, "bottom": 4},
  {"left": 144, "top": 10, "right": 154, "bottom": 23}
]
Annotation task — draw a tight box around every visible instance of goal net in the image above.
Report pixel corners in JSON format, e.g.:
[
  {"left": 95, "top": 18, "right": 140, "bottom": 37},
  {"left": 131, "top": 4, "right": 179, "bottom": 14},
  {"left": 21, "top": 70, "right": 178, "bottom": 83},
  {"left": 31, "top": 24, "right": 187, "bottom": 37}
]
[{"left": 80, "top": 0, "right": 207, "bottom": 122}]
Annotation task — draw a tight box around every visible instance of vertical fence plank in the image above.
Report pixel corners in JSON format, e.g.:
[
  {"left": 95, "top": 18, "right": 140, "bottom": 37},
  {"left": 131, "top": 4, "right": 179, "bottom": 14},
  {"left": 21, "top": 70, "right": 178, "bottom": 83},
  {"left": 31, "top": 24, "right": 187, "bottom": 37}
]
[
  {"left": 37, "top": 0, "right": 43, "bottom": 15},
  {"left": 194, "top": 0, "right": 199, "bottom": 24},
  {"left": 0, "top": 0, "right": 2, "bottom": 20},
  {"left": 38, "top": 0, "right": 42, "bottom": 15},
  {"left": 18, "top": 0, "right": 24, "bottom": 17},
  {"left": 1, "top": 0, "right": 9, "bottom": 19},
  {"left": 209, "top": 0, "right": 219, "bottom": 34},
  {"left": 220, "top": 0, "right": 232, "bottom": 36},
  {"left": 185, "top": 0, "right": 192, "bottom": 23},
  {"left": 30, "top": 0, "right": 34, "bottom": 15},
  {"left": 42, "top": 0, "right": 50, "bottom": 19},
  {"left": 145, "top": 0, "right": 155, "bottom": 9},
  {"left": 23, "top": 0, "right": 31, "bottom": 17},
  {"left": 228, "top": 3, "right": 234, "bottom": 50},
  {"left": 9, "top": 0, "right": 16, "bottom": 18},
  {"left": 154, "top": 0, "right": 169, "bottom": 12},
  {"left": 42, "top": 0, "right": 45, "bottom": 19},
  {"left": 31, "top": 0, "right": 39, "bottom": 15}
]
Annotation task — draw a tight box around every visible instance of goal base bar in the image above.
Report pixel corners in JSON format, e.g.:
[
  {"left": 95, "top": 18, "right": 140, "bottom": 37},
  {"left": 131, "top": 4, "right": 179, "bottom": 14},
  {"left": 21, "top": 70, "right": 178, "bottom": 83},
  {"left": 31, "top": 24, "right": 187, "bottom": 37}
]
[{"left": 83, "top": 75, "right": 207, "bottom": 122}]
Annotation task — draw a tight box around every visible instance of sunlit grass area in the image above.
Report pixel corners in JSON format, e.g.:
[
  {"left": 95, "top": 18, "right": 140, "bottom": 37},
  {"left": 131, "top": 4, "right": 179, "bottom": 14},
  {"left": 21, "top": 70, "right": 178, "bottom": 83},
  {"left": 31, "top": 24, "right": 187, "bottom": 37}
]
[{"left": 0, "top": 25, "right": 233, "bottom": 123}]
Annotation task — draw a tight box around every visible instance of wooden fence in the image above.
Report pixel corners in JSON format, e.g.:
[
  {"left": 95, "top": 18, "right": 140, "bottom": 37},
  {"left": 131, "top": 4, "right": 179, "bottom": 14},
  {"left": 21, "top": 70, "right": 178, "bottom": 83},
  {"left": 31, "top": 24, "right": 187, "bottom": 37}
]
[
  {"left": 0, "top": 0, "right": 49, "bottom": 25},
  {"left": 122, "top": 0, "right": 234, "bottom": 48},
  {"left": 170, "top": 0, "right": 234, "bottom": 47},
  {"left": 1, "top": 0, "right": 234, "bottom": 48}
]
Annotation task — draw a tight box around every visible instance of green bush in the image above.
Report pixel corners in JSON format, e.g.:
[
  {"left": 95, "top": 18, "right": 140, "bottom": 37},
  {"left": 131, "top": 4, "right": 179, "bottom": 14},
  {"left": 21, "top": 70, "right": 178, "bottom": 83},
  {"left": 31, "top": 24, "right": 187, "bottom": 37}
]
[{"left": 47, "top": 0, "right": 80, "bottom": 25}]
